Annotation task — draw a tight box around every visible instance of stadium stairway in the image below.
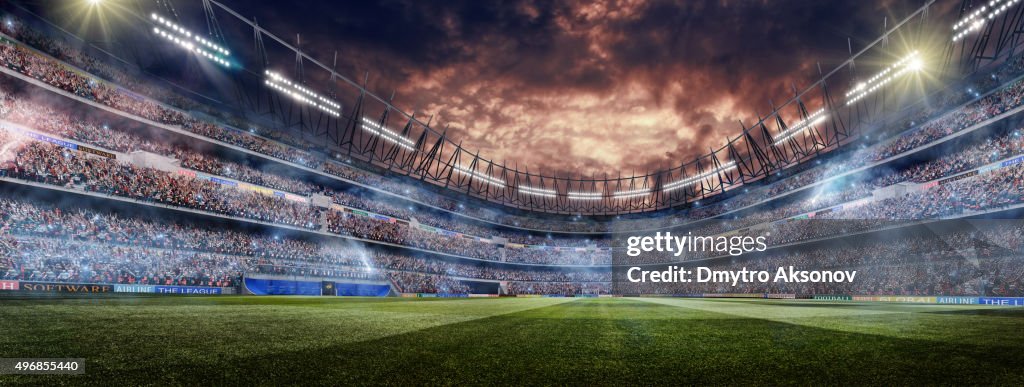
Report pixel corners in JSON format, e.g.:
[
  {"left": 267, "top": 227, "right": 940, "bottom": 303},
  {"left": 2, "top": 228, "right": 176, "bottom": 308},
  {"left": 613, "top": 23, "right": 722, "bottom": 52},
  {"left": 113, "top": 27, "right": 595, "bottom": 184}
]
[{"left": 319, "top": 211, "right": 330, "bottom": 232}]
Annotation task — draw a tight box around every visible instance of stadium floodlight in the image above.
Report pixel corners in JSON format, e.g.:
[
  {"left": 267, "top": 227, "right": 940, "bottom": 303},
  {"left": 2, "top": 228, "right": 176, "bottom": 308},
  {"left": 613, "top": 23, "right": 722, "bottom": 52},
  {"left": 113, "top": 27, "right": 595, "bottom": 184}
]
[
  {"left": 453, "top": 165, "right": 506, "bottom": 186},
  {"left": 567, "top": 191, "right": 603, "bottom": 200},
  {"left": 150, "top": 13, "right": 230, "bottom": 68},
  {"left": 359, "top": 117, "right": 415, "bottom": 150},
  {"left": 661, "top": 161, "right": 738, "bottom": 192},
  {"left": 845, "top": 51, "right": 921, "bottom": 106},
  {"left": 265, "top": 70, "right": 341, "bottom": 117},
  {"left": 952, "top": 0, "right": 1020, "bottom": 42},
  {"left": 772, "top": 109, "right": 828, "bottom": 145},
  {"left": 907, "top": 57, "right": 924, "bottom": 71},
  {"left": 518, "top": 186, "right": 557, "bottom": 198},
  {"left": 612, "top": 188, "right": 650, "bottom": 199}
]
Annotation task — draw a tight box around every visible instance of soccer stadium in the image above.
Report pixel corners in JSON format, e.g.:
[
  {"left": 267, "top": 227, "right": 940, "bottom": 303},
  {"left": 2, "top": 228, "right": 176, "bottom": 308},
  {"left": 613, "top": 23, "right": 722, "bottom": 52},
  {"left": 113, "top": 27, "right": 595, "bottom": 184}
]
[{"left": 2, "top": 0, "right": 1024, "bottom": 384}]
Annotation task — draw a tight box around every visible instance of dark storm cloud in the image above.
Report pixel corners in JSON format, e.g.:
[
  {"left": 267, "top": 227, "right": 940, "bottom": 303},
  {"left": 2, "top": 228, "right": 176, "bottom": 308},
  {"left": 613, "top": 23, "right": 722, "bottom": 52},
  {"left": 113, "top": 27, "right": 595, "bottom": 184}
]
[{"left": 231, "top": 0, "right": 943, "bottom": 176}]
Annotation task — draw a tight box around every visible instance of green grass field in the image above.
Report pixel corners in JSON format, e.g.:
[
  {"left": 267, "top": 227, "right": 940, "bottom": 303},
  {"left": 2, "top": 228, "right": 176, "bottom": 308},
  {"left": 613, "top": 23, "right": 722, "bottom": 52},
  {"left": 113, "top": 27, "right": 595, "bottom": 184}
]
[{"left": 2, "top": 296, "right": 1023, "bottom": 385}]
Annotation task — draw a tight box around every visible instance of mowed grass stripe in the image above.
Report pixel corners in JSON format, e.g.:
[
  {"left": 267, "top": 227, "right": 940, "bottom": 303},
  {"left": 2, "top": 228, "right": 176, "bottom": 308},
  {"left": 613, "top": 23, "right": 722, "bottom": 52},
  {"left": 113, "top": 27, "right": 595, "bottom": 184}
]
[
  {"left": 0, "top": 296, "right": 573, "bottom": 385},
  {"left": 2, "top": 297, "right": 1024, "bottom": 385},
  {"left": 165, "top": 297, "right": 1024, "bottom": 385},
  {"left": 290, "top": 298, "right": 1022, "bottom": 385},
  {"left": 636, "top": 297, "right": 1024, "bottom": 345}
]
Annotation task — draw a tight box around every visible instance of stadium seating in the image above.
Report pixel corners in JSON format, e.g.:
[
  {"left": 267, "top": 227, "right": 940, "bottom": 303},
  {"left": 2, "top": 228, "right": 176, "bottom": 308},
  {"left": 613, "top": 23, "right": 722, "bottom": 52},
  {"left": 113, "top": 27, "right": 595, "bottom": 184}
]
[{"left": 1, "top": 11, "right": 1023, "bottom": 297}]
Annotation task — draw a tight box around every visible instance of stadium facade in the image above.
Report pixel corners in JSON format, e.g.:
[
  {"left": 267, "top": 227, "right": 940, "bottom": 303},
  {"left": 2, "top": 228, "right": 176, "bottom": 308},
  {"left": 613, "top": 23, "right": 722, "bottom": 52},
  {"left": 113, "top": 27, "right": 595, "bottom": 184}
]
[{"left": 1, "top": 0, "right": 1023, "bottom": 302}]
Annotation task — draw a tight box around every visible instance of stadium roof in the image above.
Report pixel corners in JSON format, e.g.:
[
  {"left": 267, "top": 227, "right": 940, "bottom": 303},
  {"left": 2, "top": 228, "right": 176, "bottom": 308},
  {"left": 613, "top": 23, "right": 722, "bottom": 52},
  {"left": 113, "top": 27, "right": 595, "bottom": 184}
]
[{"left": 10, "top": 0, "right": 1011, "bottom": 215}]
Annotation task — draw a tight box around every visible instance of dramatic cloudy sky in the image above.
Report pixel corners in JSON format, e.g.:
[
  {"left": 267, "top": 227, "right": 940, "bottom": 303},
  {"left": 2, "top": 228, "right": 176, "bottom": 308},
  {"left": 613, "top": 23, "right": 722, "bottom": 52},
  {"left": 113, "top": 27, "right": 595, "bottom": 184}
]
[{"left": 217, "top": 0, "right": 952, "bottom": 176}]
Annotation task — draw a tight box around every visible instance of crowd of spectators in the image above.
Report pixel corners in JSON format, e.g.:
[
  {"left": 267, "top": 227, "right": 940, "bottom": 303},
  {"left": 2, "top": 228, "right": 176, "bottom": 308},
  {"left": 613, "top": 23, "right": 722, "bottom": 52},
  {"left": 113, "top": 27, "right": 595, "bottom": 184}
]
[
  {"left": 0, "top": 196, "right": 611, "bottom": 292},
  {"left": 4, "top": 140, "right": 324, "bottom": 229},
  {"left": 3, "top": 185, "right": 1024, "bottom": 296},
  {"left": 506, "top": 281, "right": 610, "bottom": 295},
  {"left": 505, "top": 248, "right": 610, "bottom": 265},
  {"left": 8, "top": 237, "right": 240, "bottom": 287},
  {"left": 606, "top": 62, "right": 1024, "bottom": 233},
  {"left": 0, "top": 33, "right": 322, "bottom": 169},
  {"left": 876, "top": 129, "right": 1024, "bottom": 185},
  {"left": 0, "top": 89, "right": 610, "bottom": 258},
  {"left": 4, "top": 10, "right": 1024, "bottom": 282},
  {"left": 0, "top": 117, "right": 607, "bottom": 265},
  {"left": 6, "top": 90, "right": 1024, "bottom": 267},
  {"left": 615, "top": 227, "right": 1024, "bottom": 296},
  {"left": 6, "top": 9, "right": 1024, "bottom": 240},
  {"left": 385, "top": 272, "right": 471, "bottom": 294},
  {"left": 4, "top": 100, "right": 1024, "bottom": 266}
]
